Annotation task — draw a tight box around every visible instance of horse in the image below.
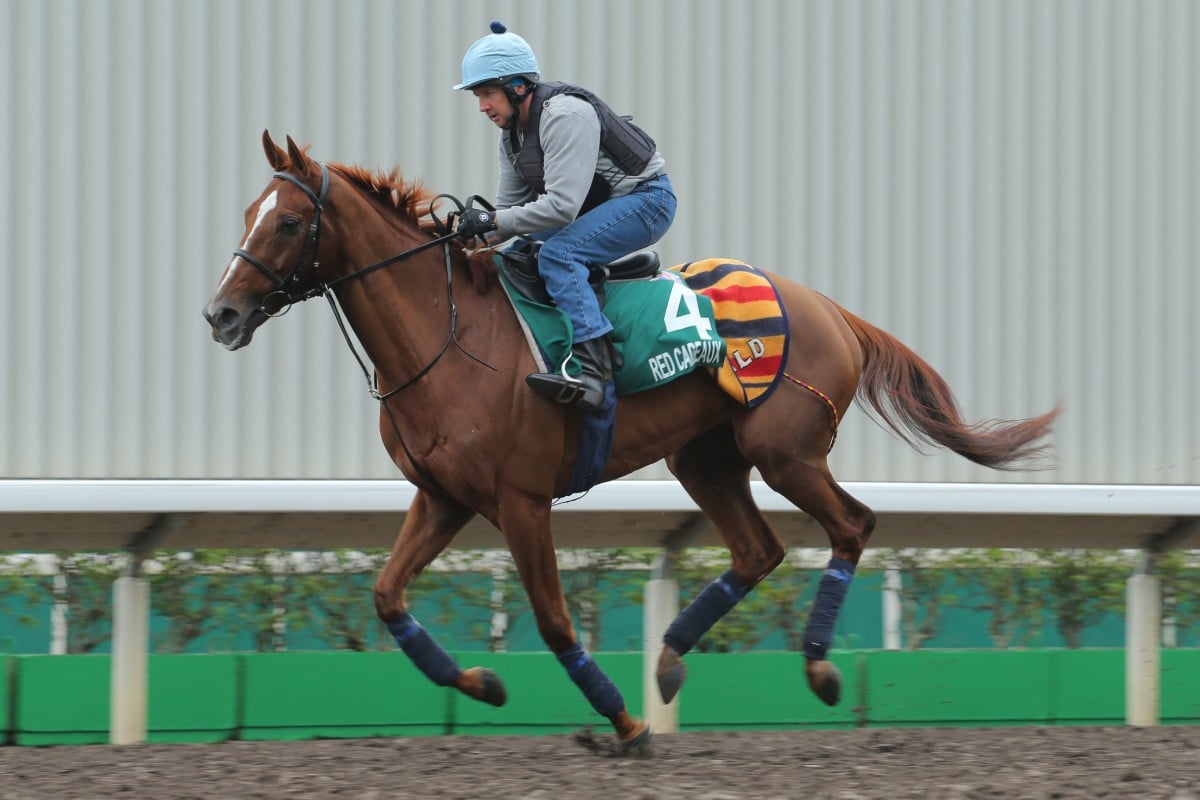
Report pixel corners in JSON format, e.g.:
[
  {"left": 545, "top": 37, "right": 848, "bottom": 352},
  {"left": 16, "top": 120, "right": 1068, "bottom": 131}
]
[{"left": 203, "top": 131, "right": 1059, "bottom": 751}]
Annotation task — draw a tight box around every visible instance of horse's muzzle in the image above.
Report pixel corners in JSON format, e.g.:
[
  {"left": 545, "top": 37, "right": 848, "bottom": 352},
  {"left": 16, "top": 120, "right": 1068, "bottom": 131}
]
[{"left": 202, "top": 300, "right": 265, "bottom": 351}]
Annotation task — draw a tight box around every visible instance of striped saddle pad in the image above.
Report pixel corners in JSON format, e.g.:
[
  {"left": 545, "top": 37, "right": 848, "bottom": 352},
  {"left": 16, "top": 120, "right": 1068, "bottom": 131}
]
[{"left": 671, "top": 258, "right": 789, "bottom": 407}]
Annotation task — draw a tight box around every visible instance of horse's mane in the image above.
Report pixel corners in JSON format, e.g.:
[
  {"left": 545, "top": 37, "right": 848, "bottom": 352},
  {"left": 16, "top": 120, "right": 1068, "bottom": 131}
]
[
  {"left": 275, "top": 154, "right": 495, "bottom": 279},
  {"left": 329, "top": 161, "right": 442, "bottom": 233}
]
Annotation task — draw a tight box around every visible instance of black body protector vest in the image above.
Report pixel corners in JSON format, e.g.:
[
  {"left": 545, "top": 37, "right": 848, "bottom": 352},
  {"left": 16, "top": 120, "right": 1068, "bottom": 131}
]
[{"left": 504, "top": 81, "right": 658, "bottom": 217}]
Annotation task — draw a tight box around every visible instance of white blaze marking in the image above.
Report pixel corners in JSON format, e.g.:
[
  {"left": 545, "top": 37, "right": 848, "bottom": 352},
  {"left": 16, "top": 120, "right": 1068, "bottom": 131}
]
[{"left": 218, "top": 190, "right": 278, "bottom": 290}]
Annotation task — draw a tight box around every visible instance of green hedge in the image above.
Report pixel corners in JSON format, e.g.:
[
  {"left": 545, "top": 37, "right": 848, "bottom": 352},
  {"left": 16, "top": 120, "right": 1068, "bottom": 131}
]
[{"left": 7, "top": 650, "right": 1199, "bottom": 745}]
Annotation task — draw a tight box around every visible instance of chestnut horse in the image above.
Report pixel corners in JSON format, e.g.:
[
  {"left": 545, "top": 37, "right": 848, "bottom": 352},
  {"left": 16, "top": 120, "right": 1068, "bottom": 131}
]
[{"left": 204, "top": 132, "right": 1058, "bottom": 751}]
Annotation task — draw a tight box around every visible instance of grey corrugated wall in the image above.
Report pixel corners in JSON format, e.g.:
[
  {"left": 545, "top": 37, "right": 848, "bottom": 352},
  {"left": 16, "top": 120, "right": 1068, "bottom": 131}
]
[{"left": 2, "top": 0, "right": 1196, "bottom": 484}]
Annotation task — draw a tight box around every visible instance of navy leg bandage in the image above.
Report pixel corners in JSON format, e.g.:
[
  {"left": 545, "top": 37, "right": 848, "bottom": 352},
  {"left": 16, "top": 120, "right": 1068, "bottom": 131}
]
[
  {"left": 387, "top": 612, "right": 462, "bottom": 686},
  {"left": 557, "top": 643, "right": 625, "bottom": 718},
  {"left": 802, "top": 557, "right": 857, "bottom": 659},
  {"left": 663, "top": 569, "right": 749, "bottom": 655}
]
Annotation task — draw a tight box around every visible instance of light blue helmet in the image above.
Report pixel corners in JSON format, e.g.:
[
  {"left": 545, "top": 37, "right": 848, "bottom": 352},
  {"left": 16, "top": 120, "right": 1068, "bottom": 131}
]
[{"left": 453, "top": 21, "right": 540, "bottom": 91}]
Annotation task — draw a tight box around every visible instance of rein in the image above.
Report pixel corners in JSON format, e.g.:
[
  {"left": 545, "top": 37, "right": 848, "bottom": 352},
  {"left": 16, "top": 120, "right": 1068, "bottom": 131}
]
[{"left": 323, "top": 242, "right": 479, "bottom": 403}]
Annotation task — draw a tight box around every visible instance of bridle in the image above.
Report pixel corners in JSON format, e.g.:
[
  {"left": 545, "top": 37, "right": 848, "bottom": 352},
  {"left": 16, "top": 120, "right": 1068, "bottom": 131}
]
[
  {"left": 231, "top": 164, "right": 329, "bottom": 314},
  {"left": 232, "top": 162, "right": 460, "bottom": 318},
  {"left": 229, "top": 160, "right": 494, "bottom": 494}
]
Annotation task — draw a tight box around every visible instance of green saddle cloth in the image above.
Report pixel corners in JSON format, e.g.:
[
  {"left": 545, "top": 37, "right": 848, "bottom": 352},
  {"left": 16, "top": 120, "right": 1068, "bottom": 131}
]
[{"left": 500, "top": 269, "right": 727, "bottom": 395}]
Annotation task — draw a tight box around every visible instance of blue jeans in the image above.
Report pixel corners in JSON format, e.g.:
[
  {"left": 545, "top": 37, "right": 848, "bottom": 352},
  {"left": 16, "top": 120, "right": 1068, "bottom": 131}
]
[{"left": 528, "top": 175, "right": 676, "bottom": 344}]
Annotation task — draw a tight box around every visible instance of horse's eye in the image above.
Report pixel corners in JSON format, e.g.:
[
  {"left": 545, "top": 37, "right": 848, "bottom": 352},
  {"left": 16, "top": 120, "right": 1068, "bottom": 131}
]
[{"left": 278, "top": 216, "right": 302, "bottom": 235}]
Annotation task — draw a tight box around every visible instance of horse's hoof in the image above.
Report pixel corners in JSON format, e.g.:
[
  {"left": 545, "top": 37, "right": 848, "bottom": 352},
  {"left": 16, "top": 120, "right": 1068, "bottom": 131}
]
[
  {"left": 805, "top": 660, "right": 842, "bottom": 706},
  {"left": 478, "top": 668, "right": 507, "bottom": 707},
  {"left": 460, "top": 667, "right": 507, "bottom": 707},
  {"left": 573, "top": 724, "right": 651, "bottom": 758},
  {"left": 656, "top": 646, "right": 686, "bottom": 704},
  {"left": 657, "top": 664, "right": 686, "bottom": 704},
  {"left": 617, "top": 724, "right": 652, "bottom": 758}
]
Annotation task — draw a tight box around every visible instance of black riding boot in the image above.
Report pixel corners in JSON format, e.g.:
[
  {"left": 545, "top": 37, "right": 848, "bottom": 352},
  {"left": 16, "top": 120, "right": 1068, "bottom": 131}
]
[{"left": 526, "top": 337, "right": 613, "bottom": 413}]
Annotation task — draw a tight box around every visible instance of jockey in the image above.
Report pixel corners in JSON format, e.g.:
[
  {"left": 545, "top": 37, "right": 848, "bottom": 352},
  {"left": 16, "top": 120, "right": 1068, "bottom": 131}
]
[{"left": 453, "top": 21, "right": 677, "bottom": 413}]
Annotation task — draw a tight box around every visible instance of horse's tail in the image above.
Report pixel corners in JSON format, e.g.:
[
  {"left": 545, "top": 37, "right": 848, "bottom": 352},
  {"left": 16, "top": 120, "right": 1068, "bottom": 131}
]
[{"left": 833, "top": 303, "right": 1060, "bottom": 470}]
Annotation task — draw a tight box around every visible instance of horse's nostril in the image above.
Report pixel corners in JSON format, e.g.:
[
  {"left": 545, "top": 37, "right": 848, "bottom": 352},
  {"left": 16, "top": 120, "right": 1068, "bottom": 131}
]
[{"left": 204, "top": 304, "right": 241, "bottom": 332}]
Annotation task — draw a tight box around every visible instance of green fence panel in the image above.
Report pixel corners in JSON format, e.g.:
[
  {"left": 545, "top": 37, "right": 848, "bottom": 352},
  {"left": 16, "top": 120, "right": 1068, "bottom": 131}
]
[
  {"left": 13, "top": 654, "right": 244, "bottom": 745},
  {"left": 147, "top": 654, "right": 239, "bottom": 743},
  {"left": 14, "top": 655, "right": 110, "bottom": 745},
  {"left": 1162, "top": 650, "right": 1200, "bottom": 724},
  {"left": 239, "top": 652, "right": 450, "bottom": 740},
  {"left": 451, "top": 652, "right": 642, "bottom": 735},
  {"left": 8, "top": 650, "right": 1199, "bottom": 745},
  {"left": 678, "top": 652, "right": 860, "bottom": 730},
  {"left": 1, "top": 656, "right": 11, "bottom": 742},
  {"left": 863, "top": 650, "right": 1055, "bottom": 726},
  {"left": 1047, "top": 649, "right": 1125, "bottom": 725}
]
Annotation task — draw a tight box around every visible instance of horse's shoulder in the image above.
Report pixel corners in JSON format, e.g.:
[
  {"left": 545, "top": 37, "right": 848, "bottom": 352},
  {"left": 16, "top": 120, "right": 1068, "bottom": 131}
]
[{"left": 460, "top": 249, "right": 501, "bottom": 293}]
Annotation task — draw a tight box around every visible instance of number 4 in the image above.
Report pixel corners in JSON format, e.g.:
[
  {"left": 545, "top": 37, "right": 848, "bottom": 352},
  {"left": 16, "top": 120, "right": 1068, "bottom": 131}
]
[{"left": 662, "top": 275, "right": 713, "bottom": 340}]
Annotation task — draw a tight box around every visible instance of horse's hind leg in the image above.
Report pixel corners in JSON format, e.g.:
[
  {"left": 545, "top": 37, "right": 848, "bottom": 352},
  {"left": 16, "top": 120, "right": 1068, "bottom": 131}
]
[
  {"left": 374, "top": 489, "right": 506, "bottom": 707},
  {"left": 658, "top": 423, "right": 787, "bottom": 703},
  {"left": 737, "top": 411, "right": 877, "bottom": 706}
]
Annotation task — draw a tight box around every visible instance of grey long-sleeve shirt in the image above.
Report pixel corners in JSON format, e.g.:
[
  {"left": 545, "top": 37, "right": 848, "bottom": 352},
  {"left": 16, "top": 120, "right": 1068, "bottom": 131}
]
[{"left": 492, "top": 94, "right": 666, "bottom": 238}]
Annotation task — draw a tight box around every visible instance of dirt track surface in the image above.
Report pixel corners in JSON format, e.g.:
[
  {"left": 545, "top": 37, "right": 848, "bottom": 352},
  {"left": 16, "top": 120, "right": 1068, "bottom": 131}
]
[{"left": 2, "top": 726, "right": 1199, "bottom": 799}]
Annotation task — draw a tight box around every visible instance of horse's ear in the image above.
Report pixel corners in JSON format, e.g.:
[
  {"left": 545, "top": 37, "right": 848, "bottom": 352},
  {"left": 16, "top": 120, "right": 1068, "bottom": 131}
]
[
  {"left": 262, "top": 130, "right": 288, "bottom": 171},
  {"left": 285, "top": 135, "right": 313, "bottom": 179}
]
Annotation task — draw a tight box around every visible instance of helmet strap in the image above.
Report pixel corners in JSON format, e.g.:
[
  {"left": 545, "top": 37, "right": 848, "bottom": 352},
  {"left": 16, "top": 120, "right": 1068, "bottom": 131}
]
[{"left": 504, "top": 81, "right": 532, "bottom": 141}]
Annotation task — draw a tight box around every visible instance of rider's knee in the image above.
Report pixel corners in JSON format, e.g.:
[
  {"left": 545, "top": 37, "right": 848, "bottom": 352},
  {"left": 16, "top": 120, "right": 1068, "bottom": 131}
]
[{"left": 534, "top": 235, "right": 571, "bottom": 267}]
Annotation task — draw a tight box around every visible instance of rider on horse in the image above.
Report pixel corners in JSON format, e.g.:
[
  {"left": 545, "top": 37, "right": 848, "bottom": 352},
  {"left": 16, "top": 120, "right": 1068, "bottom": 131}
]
[{"left": 452, "top": 21, "right": 677, "bottom": 412}]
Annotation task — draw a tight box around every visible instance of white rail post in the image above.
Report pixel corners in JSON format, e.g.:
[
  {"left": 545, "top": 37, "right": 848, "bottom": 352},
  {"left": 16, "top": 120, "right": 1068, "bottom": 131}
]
[
  {"left": 1125, "top": 556, "right": 1161, "bottom": 727},
  {"left": 110, "top": 575, "right": 150, "bottom": 744},
  {"left": 643, "top": 552, "right": 680, "bottom": 733},
  {"left": 882, "top": 565, "right": 902, "bottom": 650}
]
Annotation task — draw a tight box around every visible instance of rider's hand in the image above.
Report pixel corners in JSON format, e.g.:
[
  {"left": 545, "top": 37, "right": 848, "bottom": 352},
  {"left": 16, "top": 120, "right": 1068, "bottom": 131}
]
[{"left": 455, "top": 206, "right": 497, "bottom": 241}]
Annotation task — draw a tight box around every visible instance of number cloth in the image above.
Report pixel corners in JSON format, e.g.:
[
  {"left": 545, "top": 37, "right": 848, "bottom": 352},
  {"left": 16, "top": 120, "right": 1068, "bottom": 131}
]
[{"left": 499, "top": 258, "right": 789, "bottom": 407}]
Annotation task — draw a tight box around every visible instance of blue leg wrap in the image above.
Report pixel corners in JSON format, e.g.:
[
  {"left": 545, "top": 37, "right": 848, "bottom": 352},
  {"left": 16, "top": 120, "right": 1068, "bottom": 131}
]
[
  {"left": 387, "top": 612, "right": 462, "bottom": 687},
  {"left": 802, "top": 557, "right": 857, "bottom": 659},
  {"left": 663, "top": 569, "right": 748, "bottom": 655},
  {"left": 557, "top": 643, "right": 625, "bottom": 718}
]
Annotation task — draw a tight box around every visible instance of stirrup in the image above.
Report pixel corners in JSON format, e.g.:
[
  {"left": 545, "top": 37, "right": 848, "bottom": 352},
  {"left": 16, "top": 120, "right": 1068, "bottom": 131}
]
[
  {"left": 525, "top": 372, "right": 590, "bottom": 406},
  {"left": 526, "top": 358, "right": 607, "bottom": 411},
  {"left": 526, "top": 339, "right": 611, "bottom": 411}
]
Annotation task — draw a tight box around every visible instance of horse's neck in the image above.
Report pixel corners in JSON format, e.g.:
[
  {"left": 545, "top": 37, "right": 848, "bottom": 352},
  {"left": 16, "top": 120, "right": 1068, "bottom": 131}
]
[
  {"left": 330, "top": 219, "right": 504, "bottom": 404},
  {"left": 333, "top": 249, "right": 445, "bottom": 384}
]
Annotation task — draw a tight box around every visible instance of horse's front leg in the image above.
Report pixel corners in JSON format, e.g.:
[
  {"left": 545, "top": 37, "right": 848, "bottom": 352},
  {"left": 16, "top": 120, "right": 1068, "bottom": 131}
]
[
  {"left": 374, "top": 489, "right": 506, "bottom": 707},
  {"left": 500, "top": 494, "right": 649, "bottom": 748}
]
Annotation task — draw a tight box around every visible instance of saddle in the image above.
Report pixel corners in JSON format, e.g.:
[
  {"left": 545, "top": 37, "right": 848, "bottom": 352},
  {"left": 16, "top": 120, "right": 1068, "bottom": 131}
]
[
  {"left": 494, "top": 242, "right": 662, "bottom": 308},
  {"left": 492, "top": 242, "right": 660, "bottom": 495}
]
